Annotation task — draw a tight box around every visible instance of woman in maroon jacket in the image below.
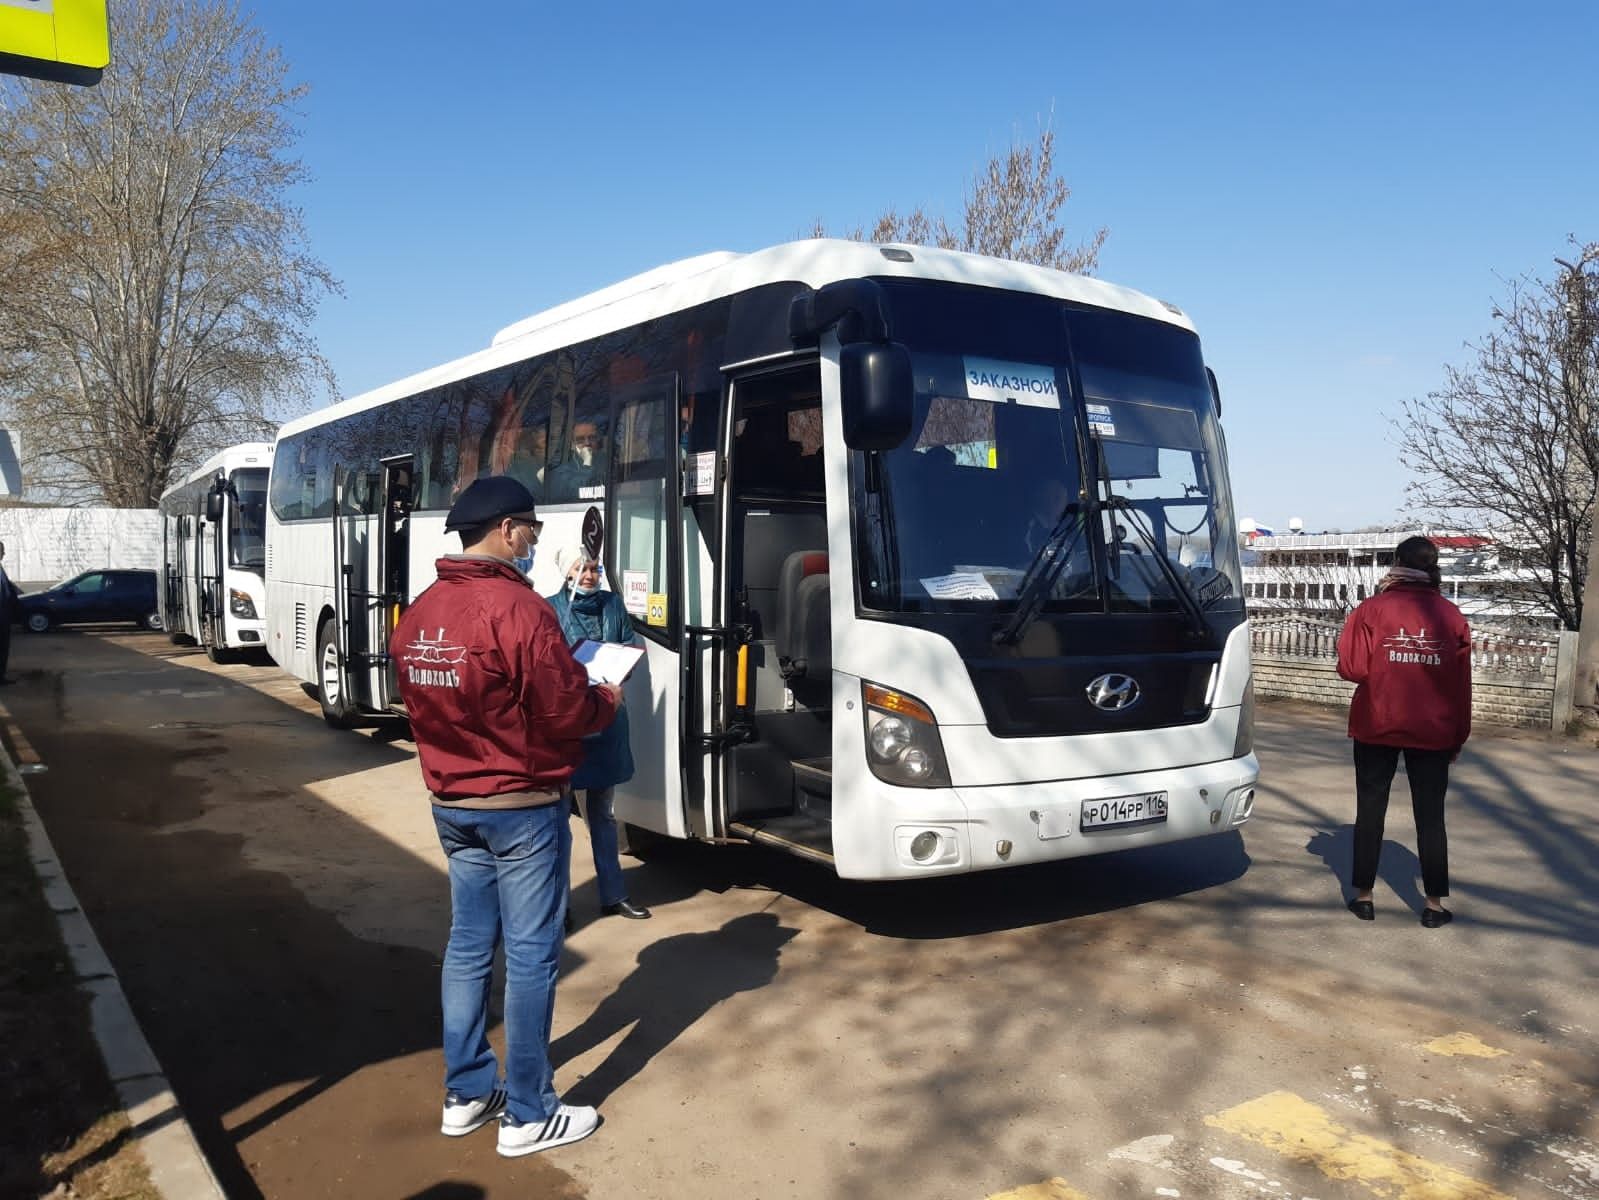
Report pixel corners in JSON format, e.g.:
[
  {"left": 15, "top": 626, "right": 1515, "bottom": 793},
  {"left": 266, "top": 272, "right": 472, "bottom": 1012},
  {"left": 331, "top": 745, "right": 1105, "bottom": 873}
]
[{"left": 1336, "top": 536, "right": 1472, "bottom": 928}]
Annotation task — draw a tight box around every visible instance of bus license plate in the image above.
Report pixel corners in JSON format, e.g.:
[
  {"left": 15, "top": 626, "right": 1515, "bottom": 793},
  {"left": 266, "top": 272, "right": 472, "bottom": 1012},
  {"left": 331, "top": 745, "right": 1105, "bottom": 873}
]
[{"left": 1080, "top": 791, "right": 1168, "bottom": 831}]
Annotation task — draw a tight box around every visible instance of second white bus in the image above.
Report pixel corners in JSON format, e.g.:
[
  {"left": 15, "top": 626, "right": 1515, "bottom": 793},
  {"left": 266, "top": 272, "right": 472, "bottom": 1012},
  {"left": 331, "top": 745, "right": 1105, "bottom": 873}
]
[{"left": 158, "top": 442, "right": 272, "bottom": 661}]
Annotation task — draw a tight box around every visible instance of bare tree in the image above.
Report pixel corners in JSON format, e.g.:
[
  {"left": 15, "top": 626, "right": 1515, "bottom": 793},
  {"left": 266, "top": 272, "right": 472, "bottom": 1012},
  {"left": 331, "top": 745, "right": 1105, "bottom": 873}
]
[
  {"left": 810, "top": 123, "right": 1107, "bottom": 275},
  {"left": 0, "top": 0, "right": 337, "bottom": 507},
  {"left": 1395, "top": 241, "right": 1599, "bottom": 633}
]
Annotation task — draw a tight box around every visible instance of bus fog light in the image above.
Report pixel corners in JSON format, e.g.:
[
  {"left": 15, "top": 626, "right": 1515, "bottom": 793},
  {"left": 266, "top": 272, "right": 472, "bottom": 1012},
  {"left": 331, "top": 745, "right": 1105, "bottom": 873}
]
[{"left": 909, "top": 831, "right": 940, "bottom": 862}]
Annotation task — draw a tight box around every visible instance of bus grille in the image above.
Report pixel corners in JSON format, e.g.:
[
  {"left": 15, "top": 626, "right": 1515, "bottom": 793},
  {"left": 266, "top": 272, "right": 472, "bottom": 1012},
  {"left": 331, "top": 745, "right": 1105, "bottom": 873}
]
[{"left": 294, "top": 603, "right": 308, "bottom": 652}]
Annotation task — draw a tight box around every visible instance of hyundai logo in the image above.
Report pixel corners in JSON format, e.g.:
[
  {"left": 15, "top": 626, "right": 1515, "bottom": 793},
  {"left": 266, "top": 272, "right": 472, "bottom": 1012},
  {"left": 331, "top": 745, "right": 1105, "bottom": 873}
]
[{"left": 1086, "top": 673, "right": 1141, "bottom": 712}]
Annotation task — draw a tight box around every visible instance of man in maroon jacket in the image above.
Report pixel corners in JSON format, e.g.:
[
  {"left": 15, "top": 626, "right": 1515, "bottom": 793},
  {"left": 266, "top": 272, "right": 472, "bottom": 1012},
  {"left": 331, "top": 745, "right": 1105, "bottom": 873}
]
[
  {"left": 392, "top": 475, "right": 621, "bottom": 1156},
  {"left": 1336, "top": 536, "right": 1472, "bottom": 928}
]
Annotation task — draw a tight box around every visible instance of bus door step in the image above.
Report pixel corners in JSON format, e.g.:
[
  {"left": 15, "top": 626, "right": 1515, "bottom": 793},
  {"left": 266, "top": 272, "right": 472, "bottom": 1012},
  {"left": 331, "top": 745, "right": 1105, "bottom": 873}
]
[
  {"left": 791, "top": 756, "right": 832, "bottom": 822},
  {"left": 728, "top": 814, "right": 834, "bottom": 865}
]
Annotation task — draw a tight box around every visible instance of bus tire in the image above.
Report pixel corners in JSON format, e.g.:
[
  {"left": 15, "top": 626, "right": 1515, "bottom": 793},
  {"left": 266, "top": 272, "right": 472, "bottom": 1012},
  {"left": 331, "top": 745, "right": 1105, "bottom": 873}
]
[
  {"left": 316, "top": 621, "right": 359, "bottom": 729},
  {"left": 205, "top": 642, "right": 233, "bottom": 665}
]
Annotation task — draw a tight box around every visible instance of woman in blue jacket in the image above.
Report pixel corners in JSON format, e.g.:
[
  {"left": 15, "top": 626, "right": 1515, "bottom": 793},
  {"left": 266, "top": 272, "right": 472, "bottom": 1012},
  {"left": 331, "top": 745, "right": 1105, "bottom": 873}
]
[{"left": 550, "top": 545, "right": 651, "bottom": 921}]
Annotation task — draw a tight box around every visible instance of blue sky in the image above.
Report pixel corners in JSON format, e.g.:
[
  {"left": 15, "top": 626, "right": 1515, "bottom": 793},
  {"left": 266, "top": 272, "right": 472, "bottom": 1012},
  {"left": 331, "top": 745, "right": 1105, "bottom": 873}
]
[{"left": 253, "top": 1, "right": 1598, "bottom": 531}]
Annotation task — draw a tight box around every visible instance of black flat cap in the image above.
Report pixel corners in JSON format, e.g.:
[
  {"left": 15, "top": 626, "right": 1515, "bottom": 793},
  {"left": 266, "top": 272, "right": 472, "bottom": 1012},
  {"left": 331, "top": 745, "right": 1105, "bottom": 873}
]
[{"left": 445, "top": 476, "right": 540, "bottom": 532}]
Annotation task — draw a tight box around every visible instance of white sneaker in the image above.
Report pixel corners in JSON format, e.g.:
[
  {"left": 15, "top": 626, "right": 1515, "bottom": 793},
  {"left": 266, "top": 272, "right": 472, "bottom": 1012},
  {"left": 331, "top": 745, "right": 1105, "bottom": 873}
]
[
  {"left": 496, "top": 1104, "right": 599, "bottom": 1157},
  {"left": 440, "top": 1085, "right": 507, "bottom": 1136}
]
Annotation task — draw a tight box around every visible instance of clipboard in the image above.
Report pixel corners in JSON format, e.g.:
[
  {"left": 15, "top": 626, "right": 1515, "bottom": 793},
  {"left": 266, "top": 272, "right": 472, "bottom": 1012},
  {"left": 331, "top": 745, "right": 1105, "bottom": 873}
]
[{"left": 572, "top": 639, "right": 644, "bottom": 686}]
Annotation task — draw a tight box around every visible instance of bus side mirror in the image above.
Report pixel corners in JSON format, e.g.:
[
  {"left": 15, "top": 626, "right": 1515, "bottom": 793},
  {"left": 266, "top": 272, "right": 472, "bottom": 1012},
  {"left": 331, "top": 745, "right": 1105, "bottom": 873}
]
[
  {"left": 205, "top": 491, "right": 224, "bottom": 521},
  {"left": 1206, "top": 367, "right": 1222, "bottom": 417},
  {"left": 840, "top": 342, "right": 913, "bottom": 451}
]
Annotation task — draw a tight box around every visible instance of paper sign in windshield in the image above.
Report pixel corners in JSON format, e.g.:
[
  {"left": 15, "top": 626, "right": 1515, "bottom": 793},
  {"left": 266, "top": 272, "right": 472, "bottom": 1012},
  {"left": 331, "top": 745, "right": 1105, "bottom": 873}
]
[
  {"left": 1086, "top": 402, "right": 1116, "bottom": 437},
  {"left": 919, "top": 571, "right": 1000, "bottom": 600},
  {"left": 963, "top": 358, "right": 1060, "bottom": 408}
]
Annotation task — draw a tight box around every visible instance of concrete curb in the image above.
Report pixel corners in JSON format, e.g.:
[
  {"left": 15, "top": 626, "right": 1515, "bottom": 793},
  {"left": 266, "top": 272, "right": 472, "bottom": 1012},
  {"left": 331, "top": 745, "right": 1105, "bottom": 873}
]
[{"left": 0, "top": 738, "right": 228, "bottom": 1200}]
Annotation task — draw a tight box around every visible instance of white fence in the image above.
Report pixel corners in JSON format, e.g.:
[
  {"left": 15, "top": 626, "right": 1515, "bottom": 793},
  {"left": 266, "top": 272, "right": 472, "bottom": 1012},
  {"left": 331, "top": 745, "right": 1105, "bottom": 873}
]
[
  {"left": 0, "top": 507, "right": 161, "bottom": 588},
  {"left": 1249, "top": 615, "right": 1579, "bottom": 731}
]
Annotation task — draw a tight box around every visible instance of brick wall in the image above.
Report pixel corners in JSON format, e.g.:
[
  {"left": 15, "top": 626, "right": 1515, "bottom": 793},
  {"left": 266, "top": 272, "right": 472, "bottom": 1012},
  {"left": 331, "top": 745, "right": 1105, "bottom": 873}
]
[{"left": 1252, "top": 653, "right": 1554, "bottom": 728}]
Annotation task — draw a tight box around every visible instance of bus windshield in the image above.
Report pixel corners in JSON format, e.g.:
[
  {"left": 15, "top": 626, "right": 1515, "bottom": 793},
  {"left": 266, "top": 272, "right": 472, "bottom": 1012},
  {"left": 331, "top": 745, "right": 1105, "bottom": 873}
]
[
  {"left": 230, "top": 468, "right": 268, "bottom": 570},
  {"left": 854, "top": 285, "right": 1242, "bottom": 617}
]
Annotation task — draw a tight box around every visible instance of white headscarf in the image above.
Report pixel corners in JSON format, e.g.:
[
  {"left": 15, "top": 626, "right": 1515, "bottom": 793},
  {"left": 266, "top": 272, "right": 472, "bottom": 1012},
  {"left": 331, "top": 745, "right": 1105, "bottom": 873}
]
[{"left": 553, "top": 544, "right": 597, "bottom": 584}]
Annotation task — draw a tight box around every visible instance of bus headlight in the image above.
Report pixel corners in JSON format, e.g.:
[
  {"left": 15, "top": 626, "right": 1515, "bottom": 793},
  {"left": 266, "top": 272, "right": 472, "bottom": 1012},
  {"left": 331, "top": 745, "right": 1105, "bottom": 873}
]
[
  {"left": 863, "top": 682, "right": 950, "bottom": 788},
  {"left": 229, "top": 589, "right": 258, "bottom": 619}
]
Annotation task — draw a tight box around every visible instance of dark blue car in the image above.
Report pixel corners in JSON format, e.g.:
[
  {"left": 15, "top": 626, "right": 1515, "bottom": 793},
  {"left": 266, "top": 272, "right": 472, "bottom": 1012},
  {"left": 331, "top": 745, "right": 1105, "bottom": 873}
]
[{"left": 19, "top": 569, "right": 162, "bottom": 633}]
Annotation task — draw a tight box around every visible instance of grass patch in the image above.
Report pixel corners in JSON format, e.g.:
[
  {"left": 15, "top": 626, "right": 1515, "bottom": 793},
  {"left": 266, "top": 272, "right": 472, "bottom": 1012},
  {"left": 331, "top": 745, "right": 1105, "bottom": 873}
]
[{"left": 0, "top": 780, "right": 158, "bottom": 1200}]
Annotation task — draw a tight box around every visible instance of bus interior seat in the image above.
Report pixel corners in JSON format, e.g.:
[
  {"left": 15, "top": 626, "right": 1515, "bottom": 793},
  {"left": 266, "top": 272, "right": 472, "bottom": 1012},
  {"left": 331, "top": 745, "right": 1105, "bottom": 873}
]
[{"left": 776, "top": 550, "right": 830, "bottom": 694}]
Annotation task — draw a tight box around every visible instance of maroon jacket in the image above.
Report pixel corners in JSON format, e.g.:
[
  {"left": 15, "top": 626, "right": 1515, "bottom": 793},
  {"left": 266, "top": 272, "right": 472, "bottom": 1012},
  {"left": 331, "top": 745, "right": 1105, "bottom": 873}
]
[
  {"left": 1336, "top": 582, "right": 1472, "bottom": 751},
  {"left": 392, "top": 555, "right": 618, "bottom": 802}
]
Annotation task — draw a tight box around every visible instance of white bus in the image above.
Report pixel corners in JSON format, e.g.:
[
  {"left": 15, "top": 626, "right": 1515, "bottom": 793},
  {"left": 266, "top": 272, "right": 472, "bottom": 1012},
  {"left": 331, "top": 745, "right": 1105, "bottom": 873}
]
[
  {"left": 265, "top": 240, "right": 1258, "bottom": 880},
  {"left": 158, "top": 442, "right": 272, "bottom": 661}
]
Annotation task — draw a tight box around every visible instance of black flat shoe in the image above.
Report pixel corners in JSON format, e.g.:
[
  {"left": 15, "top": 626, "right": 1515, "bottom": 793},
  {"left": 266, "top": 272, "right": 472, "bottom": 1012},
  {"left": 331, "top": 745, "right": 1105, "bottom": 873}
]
[
  {"left": 1420, "top": 907, "right": 1453, "bottom": 928},
  {"left": 1347, "top": 898, "right": 1375, "bottom": 921},
  {"left": 601, "top": 900, "right": 651, "bottom": 920}
]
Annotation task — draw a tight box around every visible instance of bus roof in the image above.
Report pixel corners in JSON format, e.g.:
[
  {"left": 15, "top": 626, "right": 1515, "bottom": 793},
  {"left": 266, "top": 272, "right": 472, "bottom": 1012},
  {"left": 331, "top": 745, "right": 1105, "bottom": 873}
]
[
  {"left": 277, "top": 239, "right": 1198, "bottom": 441},
  {"left": 160, "top": 442, "right": 273, "bottom": 502}
]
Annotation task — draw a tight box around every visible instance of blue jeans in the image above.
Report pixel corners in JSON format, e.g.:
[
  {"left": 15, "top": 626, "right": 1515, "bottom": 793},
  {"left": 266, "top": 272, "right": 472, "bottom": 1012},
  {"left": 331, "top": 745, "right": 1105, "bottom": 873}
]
[
  {"left": 577, "top": 787, "right": 627, "bottom": 907},
  {"left": 432, "top": 802, "right": 570, "bottom": 1123}
]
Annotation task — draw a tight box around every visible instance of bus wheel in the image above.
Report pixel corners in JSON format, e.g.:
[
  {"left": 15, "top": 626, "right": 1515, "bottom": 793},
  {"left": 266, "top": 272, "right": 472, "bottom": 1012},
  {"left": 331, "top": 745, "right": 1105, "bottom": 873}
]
[
  {"left": 316, "top": 622, "right": 358, "bottom": 729},
  {"left": 205, "top": 642, "right": 233, "bottom": 665}
]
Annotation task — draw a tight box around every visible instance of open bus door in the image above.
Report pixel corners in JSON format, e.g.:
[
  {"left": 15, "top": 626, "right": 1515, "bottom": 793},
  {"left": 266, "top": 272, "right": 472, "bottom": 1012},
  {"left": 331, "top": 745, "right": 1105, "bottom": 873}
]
[
  {"left": 327, "top": 461, "right": 407, "bottom": 722},
  {"left": 603, "top": 374, "right": 704, "bottom": 843},
  {"left": 711, "top": 362, "right": 833, "bottom": 865},
  {"left": 378, "top": 456, "right": 414, "bottom": 712},
  {"left": 324, "top": 464, "right": 380, "bottom": 723},
  {"left": 201, "top": 476, "right": 228, "bottom": 656}
]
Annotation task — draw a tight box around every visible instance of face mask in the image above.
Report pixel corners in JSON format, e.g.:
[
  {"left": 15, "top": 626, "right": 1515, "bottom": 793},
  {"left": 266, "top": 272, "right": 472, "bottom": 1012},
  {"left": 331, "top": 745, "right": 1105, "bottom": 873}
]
[
  {"left": 513, "top": 544, "right": 535, "bottom": 576},
  {"left": 571, "top": 580, "right": 599, "bottom": 596},
  {"left": 574, "top": 445, "right": 594, "bottom": 467}
]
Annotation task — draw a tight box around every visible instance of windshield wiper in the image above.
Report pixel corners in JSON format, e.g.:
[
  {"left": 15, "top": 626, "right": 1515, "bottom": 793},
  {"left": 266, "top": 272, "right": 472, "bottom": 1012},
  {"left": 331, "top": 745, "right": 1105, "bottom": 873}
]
[
  {"left": 1103, "top": 494, "right": 1211, "bottom": 640},
  {"left": 992, "top": 500, "right": 1086, "bottom": 646}
]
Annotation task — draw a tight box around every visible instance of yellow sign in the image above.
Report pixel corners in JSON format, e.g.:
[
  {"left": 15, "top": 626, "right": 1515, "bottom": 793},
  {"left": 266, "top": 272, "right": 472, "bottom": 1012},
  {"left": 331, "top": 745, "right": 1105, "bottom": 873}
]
[
  {"left": 0, "top": 0, "right": 110, "bottom": 87},
  {"left": 645, "top": 593, "right": 668, "bottom": 627}
]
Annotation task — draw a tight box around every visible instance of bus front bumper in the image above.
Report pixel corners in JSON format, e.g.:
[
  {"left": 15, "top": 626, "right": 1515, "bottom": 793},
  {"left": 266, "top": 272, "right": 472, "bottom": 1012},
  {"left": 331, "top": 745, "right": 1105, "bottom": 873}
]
[{"left": 840, "top": 754, "right": 1258, "bottom": 879}]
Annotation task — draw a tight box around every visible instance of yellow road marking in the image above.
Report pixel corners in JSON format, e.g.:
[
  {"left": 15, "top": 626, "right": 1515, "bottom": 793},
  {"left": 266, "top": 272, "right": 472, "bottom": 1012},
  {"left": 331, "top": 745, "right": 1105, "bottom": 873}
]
[
  {"left": 1207, "top": 1091, "right": 1510, "bottom": 1200},
  {"left": 986, "top": 1180, "right": 1091, "bottom": 1200},
  {"left": 0, "top": 699, "right": 41, "bottom": 765},
  {"left": 1422, "top": 1032, "right": 1508, "bottom": 1058}
]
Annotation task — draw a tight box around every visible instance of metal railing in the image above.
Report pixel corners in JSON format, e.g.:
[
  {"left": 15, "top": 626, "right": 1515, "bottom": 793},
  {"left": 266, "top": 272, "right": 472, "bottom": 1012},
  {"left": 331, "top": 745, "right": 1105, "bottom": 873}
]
[{"left": 1248, "top": 616, "right": 1561, "bottom": 677}]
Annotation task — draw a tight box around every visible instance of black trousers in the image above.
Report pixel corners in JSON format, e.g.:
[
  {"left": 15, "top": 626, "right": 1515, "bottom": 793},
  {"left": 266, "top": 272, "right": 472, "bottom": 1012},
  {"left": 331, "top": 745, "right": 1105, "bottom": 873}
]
[
  {"left": 0, "top": 619, "right": 11, "bottom": 680},
  {"left": 1351, "top": 740, "right": 1451, "bottom": 897}
]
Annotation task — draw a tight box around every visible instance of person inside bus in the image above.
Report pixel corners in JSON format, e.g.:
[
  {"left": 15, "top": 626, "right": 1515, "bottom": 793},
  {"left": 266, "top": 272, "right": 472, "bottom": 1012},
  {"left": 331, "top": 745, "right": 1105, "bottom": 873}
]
[
  {"left": 545, "top": 420, "right": 606, "bottom": 500},
  {"left": 505, "top": 424, "right": 548, "bottom": 498},
  {"left": 390, "top": 475, "right": 623, "bottom": 1157},
  {"left": 548, "top": 543, "right": 650, "bottom": 922}
]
